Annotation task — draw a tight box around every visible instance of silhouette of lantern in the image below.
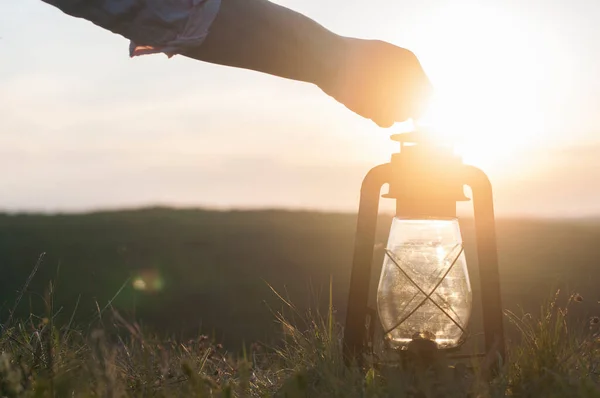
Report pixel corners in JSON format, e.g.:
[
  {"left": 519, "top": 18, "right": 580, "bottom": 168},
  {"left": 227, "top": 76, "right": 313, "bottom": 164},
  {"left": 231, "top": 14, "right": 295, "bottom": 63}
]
[{"left": 343, "top": 131, "right": 505, "bottom": 364}]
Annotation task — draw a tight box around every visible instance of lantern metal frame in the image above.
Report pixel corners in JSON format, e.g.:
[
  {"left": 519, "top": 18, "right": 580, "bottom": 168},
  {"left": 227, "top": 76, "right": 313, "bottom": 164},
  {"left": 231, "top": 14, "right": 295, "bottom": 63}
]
[{"left": 343, "top": 133, "right": 505, "bottom": 366}]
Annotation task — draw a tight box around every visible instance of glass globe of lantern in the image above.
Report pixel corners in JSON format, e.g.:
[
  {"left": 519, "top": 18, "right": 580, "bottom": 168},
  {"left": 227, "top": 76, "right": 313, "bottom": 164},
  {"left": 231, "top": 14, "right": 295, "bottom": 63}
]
[{"left": 377, "top": 217, "right": 472, "bottom": 349}]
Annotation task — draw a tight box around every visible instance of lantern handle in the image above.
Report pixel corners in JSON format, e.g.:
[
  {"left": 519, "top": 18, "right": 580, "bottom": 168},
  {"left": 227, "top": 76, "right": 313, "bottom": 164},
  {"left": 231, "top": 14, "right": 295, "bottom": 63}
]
[
  {"left": 463, "top": 165, "right": 506, "bottom": 367},
  {"left": 343, "top": 163, "right": 392, "bottom": 363}
]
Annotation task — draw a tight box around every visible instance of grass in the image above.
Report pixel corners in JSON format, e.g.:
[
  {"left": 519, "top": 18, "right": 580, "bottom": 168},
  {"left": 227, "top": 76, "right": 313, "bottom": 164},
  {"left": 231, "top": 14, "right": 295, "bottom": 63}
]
[
  {"left": 2, "top": 209, "right": 600, "bottom": 396},
  {"left": 504, "top": 291, "right": 600, "bottom": 397},
  {"left": 2, "top": 274, "right": 600, "bottom": 397}
]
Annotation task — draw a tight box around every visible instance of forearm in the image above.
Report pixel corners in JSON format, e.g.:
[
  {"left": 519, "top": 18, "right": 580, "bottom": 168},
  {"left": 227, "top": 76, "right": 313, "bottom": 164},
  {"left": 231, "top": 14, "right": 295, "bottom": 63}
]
[
  {"left": 183, "top": 0, "right": 345, "bottom": 87},
  {"left": 42, "top": 0, "right": 345, "bottom": 86}
]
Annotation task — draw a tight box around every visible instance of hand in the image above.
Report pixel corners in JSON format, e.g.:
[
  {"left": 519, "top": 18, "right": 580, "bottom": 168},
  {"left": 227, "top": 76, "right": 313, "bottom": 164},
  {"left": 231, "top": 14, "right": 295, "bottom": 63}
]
[{"left": 318, "top": 38, "right": 433, "bottom": 128}]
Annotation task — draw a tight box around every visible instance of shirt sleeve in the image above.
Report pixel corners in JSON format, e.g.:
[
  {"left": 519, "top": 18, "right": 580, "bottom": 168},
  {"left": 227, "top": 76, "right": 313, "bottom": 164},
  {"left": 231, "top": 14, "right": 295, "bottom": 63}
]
[{"left": 41, "top": 0, "right": 221, "bottom": 58}]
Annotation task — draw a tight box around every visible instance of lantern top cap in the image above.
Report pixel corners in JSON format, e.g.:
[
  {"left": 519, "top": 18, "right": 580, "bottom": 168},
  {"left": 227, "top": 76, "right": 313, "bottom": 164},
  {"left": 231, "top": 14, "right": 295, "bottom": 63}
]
[
  {"left": 390, "top": 132, "right": 426, "bottom": 145},
  {"left": 390, "top": 125, "right": 439, "bottom": 146},
  {"left": 390, "top": 126, "right": 458, "bottom": 155}
]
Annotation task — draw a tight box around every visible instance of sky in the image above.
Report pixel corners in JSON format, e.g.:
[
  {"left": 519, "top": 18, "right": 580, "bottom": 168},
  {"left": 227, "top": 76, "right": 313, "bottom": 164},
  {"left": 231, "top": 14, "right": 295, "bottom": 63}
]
[{"left": 1, "top": 0, "right": 600, "bottom": 217}]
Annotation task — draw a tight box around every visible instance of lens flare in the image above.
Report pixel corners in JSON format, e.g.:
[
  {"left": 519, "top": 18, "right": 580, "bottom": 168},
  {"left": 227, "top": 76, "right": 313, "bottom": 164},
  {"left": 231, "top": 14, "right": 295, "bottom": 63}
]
[{"left": 132, "top": 268, "right": 164, "bottom": 293}]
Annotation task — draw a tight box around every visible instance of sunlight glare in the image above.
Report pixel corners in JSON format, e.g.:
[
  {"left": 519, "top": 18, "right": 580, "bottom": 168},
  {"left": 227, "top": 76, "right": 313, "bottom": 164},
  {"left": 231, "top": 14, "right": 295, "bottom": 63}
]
[{"left": 389, "top": 2, "right": 571, "bottom": 175}]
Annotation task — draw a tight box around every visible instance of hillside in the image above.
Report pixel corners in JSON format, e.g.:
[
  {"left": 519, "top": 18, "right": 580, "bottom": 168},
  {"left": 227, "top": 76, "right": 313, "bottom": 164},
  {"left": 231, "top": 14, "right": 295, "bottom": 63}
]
[{"left": 1, "top": 208, "right": 599, "bottom": 349}]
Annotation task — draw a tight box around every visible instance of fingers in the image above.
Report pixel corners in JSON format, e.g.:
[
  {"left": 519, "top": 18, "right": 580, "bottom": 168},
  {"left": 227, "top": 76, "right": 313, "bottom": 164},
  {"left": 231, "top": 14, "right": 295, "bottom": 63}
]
[{"left": 376, "top": 119, "right": 395, "bottom": 129}]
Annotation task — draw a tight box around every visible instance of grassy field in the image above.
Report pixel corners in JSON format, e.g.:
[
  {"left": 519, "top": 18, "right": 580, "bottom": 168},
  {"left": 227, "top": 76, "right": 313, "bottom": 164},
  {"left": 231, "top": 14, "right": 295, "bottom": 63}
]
[
  {"left": 1, "top": 208, "right": 600, "bottom": 396},
  {"left": 1, "top": 208, "right": 599, "bottom": 347},
  {"left": 1, "top": 281, "right": 599, "bottom": 397}
]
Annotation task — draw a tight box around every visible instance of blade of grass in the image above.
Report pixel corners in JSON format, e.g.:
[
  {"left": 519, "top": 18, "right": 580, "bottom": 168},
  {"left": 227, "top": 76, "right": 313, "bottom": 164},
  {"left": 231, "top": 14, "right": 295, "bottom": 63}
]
[{"left": 5, "top": 253, "right": 45, "bottom": 329}]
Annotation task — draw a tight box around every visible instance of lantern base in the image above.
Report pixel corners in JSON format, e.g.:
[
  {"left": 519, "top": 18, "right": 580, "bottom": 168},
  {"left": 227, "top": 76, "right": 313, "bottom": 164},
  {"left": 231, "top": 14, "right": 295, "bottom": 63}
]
[{"left": 405, "top": 338, "right": 442, "bottom": 368}]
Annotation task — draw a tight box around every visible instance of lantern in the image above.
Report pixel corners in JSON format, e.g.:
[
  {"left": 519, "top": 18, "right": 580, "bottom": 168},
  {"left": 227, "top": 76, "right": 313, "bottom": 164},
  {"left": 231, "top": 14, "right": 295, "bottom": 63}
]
[{"left": 343, "top": 131, "right": 505, "bottom": 365}]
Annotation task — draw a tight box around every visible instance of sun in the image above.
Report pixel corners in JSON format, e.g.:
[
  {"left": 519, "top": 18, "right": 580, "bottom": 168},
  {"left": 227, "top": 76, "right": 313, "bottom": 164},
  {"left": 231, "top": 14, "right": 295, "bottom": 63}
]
[{"left": 379, "top": 2, "right": 570, "bottom": 176}]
